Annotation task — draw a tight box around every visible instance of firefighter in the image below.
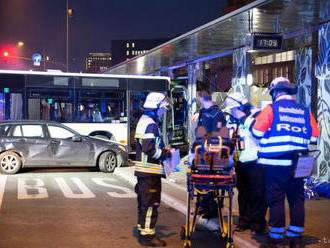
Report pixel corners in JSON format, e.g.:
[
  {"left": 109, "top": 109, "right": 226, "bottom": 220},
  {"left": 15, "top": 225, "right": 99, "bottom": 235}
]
[
  {"left": 225, "top": 92, "right": 267, "bottom": 234},
  {"left": 192, "top": 90, "right": 227, "bottom": 218},
  {"left": 252, "top": 77, "right": 319, "bottom": 248},
  {"left": 134, "top": 92, "right": 170, "bottom": 247}
]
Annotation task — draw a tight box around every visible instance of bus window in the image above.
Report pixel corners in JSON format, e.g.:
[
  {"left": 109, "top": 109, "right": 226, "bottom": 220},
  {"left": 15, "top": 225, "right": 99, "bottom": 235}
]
[
  {"left": 26, "top": 88, "right": 74, "bottom": 122},
  {"left": 77, "top": 90, "right": 126, "bottom": 123}
]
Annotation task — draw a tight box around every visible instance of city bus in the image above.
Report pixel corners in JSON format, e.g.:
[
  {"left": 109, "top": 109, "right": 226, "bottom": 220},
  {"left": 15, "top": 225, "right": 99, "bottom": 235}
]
[{"left": 0, "top": 70, "right": 170, "bottom": 153}]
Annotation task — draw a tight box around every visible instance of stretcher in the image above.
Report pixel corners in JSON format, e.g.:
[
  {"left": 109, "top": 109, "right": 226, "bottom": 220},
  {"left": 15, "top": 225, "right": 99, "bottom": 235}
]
[{"left": 181, "top": 127, "right": 236, "bottom": 248}]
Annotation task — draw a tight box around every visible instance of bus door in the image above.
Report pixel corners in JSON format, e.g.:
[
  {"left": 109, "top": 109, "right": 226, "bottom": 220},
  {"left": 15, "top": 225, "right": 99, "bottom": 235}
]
[
  {"left": 168, "top": 85, "right": 188, "bottom": 153},
  {"left": 128, "top": 91, "right": 148, "bottom": 154},
  {"left": 0, "top": 73, "right": 25, "bottom": 120}
]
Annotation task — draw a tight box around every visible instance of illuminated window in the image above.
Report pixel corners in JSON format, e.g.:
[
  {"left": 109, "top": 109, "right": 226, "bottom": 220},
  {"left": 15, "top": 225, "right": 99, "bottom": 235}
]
[
  {"left": 132, "top": 43, "right": 135, "bottom": 48},
  {"left": 126, "top": 43, "right": 129, "bottom": 48},
  {"left": 126, "top": 51, "right": 129, "bottom": 56}
]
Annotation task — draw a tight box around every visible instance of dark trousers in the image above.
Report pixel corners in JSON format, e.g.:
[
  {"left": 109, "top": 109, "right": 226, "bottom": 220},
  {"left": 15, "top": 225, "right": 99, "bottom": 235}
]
[
  {"left": 265, "top": 166, "right": 305, "bottom": 229},
  {"left": 135, "top": 176, "right": 161, "bottom": 235},
  {"left": 236, "top": 162, "right": 267, "bottom": 231}
]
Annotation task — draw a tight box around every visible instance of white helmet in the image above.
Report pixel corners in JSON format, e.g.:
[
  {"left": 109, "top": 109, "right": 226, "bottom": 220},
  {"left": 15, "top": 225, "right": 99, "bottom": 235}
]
[
  {"left": 225, "top": 92, "right": 248, "bottom": 110},
  {"left": 143, "top": 92, "right": 169, "bottom": 109}
]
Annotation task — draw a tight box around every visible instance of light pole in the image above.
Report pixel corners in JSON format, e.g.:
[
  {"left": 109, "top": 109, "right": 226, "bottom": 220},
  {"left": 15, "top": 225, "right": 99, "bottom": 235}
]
[
  {"left": 66, "top": 0, "right": 69, "bottom": 72},
  {"left": 66, "top": 1, "right": 73, "bottom": 72}
]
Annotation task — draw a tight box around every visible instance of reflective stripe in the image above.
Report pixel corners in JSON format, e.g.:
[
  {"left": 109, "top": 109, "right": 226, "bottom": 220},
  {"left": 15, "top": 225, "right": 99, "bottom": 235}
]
[
  {"left": 252, "top": 128, "right": 265, "bottom": 138},
  {"left": 152, "top": 148, "right": 162, "bottom": 159},
  {"left": 244, "top": 115, "right": 255, "bottom": 129},
  {"left": 135, "top": 161, "right": 165, "bottom": 175},
  {"left": 259, "top": 145, "right": 307, "bottom": 153},
  {"left": 258, "top": 158, "right": 292, "bottom": 166},
  {"left": 286, "top": 230, "right": 301, "bottom": 237},
  {"left": 260, "top": 135, "right": 309, "bottom": 145},
  {"left": 288, "top": 225, "right": 304, "bottom": 233},
  {"left": 311, "top": 136, "right": 317, "bottom": 143},
  {"left": 144, "top": 133, "right": 155, "bottom": 139},
  {"left": 141, "top": 207, "right": 155, "bottom": 235},
  {"left": 270, "top": 227, "right": 286, "bottom": 233},
  {"left": 269, "top": 232, "right": 283, "bottom": 239}
]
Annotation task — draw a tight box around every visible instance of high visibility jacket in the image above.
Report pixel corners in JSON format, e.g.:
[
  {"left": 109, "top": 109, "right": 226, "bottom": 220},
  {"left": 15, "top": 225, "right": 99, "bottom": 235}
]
[
  {"left": 252, "top": 95, "right": 320, "bottom": 166},
  {"left": 134, "top": 113, "right": 165, "bottom": 176},
  {"left": 238, "top": 109, "right": 260, "bottom": 163}
]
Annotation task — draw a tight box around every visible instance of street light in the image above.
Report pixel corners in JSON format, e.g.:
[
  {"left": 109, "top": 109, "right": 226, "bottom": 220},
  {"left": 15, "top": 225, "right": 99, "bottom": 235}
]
[
  {"left": 66, "top": 0, "right": 73, "bottom": 72},
  {"left": 17, "top": 41, "right": 24, "bottom": 47}
]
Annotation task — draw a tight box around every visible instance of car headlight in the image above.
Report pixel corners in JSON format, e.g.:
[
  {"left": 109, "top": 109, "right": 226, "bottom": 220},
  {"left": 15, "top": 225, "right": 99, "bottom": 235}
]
[{"left": 119, "top": 145, "right": 127, "bottom": 152}]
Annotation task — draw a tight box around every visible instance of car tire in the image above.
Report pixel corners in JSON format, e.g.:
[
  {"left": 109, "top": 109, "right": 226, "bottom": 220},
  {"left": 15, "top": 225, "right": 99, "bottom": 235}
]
[
  {"left": 99, "top": 151, "right": 117, "bottom": 173},
  {"left": 0, "top": 151, "right": 22, "bottom": 175}
]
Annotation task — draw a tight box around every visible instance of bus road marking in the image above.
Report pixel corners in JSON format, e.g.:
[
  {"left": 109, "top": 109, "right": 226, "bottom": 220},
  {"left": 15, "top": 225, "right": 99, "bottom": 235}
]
[
  {"left": 18, "top": 178, "right": 49, "bottom": 199},
  {"left": 0, "top": 175, "right": 7, "bottom": 209},
  {"left": 12, "top": 177, "right": 135, "bottom": 200}
]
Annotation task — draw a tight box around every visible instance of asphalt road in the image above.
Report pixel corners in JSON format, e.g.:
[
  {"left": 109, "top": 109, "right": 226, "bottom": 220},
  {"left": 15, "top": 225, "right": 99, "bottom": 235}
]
[{"left": 0, "top": 168, "right": 227, "bottom": 248}]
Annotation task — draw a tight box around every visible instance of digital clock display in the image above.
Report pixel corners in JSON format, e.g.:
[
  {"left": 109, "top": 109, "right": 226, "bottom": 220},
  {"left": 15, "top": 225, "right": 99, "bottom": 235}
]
[{"left": 252, "top": 33, "right": 283, "bottom": 51}]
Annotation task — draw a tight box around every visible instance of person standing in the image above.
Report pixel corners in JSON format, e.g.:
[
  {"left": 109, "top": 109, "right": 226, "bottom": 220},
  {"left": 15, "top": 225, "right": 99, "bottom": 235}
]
[
  {"left": 134, "top": 92, "right": 170, "bottom": 247},
  {"left": 252, "top": 77, "right": 319, "bottom": 248},
  {"left": 191, "top": 90, "right": 227, "bottom": 218},
  {"left": 225, "top": 92, "right": 267, "bottom": 234}
]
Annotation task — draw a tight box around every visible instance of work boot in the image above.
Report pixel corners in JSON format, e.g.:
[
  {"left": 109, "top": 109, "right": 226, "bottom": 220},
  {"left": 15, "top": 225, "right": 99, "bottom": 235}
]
[
  {"left": 259, "top": 237, "right": 286, "bottom": 248},
  {"left": 288, "top": 236, "right": 304, "bottom": 248},
  {"left": 138, "top": 234, "right": 166, "bottom": 247}
]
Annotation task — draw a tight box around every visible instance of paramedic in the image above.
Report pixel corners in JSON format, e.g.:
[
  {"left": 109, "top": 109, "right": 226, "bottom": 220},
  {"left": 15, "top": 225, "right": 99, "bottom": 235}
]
[
  {"left": 225, "top": 92, "right": 267, "bottom": 234},
  {"left": 192, "top": 90, "right": 226, "bottom": 218},
  {"left": 252, "top": 77, "right": 319, "bottom": 248}
]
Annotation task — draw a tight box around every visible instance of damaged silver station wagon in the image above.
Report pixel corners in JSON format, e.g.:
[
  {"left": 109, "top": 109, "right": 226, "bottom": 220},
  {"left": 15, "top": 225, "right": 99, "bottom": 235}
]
[{"left": 0, "top": 121, "right": 128, "bottom": 174}]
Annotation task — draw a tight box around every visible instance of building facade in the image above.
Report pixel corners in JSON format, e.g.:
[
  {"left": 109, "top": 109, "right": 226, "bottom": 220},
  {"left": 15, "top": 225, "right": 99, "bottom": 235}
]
[
  {"left": 111, "top": 39, "right": 169, "bottom": 66},
  {"left": 85, "top": 53, "right": 112, "bottom": 73}
]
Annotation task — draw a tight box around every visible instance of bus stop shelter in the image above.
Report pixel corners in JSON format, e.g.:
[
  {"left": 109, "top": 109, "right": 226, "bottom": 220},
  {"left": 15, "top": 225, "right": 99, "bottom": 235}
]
[{"left": 105, "top": 0, "right": 330, "bottom": 182}]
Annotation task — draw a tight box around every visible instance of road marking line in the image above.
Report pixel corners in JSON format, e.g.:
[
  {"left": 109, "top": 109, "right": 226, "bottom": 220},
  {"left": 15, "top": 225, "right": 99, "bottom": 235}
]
[{"left": 0, "top": 175, "right": 7, "bottom": 209}]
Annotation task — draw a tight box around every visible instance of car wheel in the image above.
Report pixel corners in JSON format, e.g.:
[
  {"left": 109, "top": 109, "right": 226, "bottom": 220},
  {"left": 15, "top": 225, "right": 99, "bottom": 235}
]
[
  {"left": 99, "top": 151, "right": 117, "bottom": 173},
  {"left": 0, "top": 151, "right": 22, "bottom": 174}
]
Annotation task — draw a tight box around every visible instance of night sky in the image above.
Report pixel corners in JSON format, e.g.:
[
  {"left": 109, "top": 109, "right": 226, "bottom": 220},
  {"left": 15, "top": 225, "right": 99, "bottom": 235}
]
[{"left": 0, "top": 0, "right": 227, "bottom": 72}]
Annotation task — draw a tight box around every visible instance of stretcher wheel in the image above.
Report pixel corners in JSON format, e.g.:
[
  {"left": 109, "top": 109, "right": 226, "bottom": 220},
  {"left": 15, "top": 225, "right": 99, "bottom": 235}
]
[{"left": 180, "top": 226, "right": 186, "bottom": 240}]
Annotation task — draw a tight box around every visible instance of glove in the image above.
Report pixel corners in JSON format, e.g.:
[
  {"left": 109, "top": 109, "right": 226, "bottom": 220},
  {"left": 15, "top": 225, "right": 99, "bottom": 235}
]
[{"left": 163, "top": 147, "right": 172, "bottom": 159}]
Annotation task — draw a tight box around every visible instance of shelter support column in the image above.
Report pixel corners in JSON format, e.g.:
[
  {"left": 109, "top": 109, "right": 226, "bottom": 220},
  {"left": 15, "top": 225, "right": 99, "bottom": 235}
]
[
  {"left": 295, "top": 47, "right": 313, "bottom": 109},
  {"left": 231, "top": 47, "right": 250, "bottom": 99},
  {"left": 187, "top": 63, "right": 197, "bottom": 147},
  {"left": 316, "top": 21, "right": 330, "bottom": 182}
]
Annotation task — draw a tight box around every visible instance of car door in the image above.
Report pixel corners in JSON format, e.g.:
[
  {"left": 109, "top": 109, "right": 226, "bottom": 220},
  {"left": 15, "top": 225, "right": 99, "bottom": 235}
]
[
  {"left": 47, "top": 124, "right": 94, "bottom": 166},
  {"left": 9, "top": 124, "right": 54, "bottom": 166}
]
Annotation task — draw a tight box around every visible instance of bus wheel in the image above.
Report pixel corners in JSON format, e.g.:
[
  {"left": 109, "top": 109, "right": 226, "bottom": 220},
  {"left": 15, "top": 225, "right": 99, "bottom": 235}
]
[
  {"left": 0, "top": 151, "right": 22, "bottom": 174},
  {"left": 99, "top": 151, "right": 117, "bottom": 173}
]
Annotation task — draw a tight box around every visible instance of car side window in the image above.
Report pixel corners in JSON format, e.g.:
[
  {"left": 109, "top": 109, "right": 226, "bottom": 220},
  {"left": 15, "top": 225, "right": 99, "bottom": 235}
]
[
  {"left": 12, "top": 125, "right": 23, "bottom": 137},
  {"left": 48, "top": 125, "right": 75, "bottom": 139},
  {"left": 0, "top": 125, "right": 11, "bottom": 136},
  {"left": 22, "top": 125, "right": 44, "bottom": 138}
]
